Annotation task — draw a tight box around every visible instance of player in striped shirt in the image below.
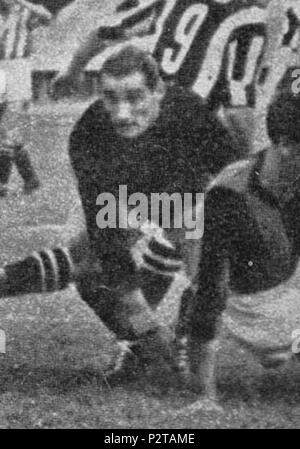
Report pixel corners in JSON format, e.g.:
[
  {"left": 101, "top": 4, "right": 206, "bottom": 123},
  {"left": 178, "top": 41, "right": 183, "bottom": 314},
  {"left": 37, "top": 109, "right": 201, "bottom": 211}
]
[
  {"left": 0, "top": 0, "right": 52, "bottom": 196},
  {"left": 182, "top": 91, "right": 300, "bottom": 410}
]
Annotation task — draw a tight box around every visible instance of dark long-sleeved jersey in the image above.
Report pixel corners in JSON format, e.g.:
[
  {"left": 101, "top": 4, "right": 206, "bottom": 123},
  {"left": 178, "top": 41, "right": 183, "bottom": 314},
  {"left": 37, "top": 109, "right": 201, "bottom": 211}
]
[
  {"left": 68, "top": 84, "right": 241, "bottom": 281},
  {"left": 1, "top": 84, "right": 240, "bottom": 297}
]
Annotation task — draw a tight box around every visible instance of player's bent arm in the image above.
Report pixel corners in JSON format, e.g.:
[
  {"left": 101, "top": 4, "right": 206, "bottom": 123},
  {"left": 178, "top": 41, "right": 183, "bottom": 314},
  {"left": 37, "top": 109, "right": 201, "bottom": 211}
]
[{"left": 190, "top": 185, "right": 250, "bottom": 340}]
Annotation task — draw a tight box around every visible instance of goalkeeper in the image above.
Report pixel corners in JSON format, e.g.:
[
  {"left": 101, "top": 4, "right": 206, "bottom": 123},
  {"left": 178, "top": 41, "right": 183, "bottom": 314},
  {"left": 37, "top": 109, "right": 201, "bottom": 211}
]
[{"left": 0, "top": 45, "right": 240, "bottom": 381}]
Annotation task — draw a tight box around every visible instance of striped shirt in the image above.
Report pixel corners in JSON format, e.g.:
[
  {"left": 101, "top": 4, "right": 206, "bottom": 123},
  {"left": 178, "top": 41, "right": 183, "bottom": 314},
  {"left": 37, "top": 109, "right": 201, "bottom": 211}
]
[{"left": 0, "top": 2, "right": 38, "bottom": 60}]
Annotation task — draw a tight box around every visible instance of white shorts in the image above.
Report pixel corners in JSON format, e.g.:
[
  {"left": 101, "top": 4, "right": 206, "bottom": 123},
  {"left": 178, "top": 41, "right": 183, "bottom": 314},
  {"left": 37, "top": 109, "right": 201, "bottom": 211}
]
[{"left": 223, "top": 266, "right": 300, "bottom": 366}]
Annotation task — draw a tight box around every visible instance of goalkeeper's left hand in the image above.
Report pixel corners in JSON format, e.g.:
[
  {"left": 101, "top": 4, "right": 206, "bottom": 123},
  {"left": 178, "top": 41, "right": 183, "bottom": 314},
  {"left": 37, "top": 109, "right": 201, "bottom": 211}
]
[{"left": 131, "top": 220, "right": 184, "bottom": 276}]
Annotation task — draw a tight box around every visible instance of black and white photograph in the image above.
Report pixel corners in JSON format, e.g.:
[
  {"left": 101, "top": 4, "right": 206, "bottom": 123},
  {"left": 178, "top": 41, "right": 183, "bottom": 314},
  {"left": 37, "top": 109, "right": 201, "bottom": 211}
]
[{"left": 0, "top": 0, "right": 300, "bottom": 429}]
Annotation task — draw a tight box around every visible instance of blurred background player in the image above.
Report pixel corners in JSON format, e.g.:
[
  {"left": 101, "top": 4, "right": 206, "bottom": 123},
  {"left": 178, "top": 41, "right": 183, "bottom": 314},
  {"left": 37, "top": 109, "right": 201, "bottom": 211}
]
[
  {"left": 51, "top": 0, "right": 300, "bottom": 156},
  {"left": 0, "top": 0, "right": 52, "bottom": 196}
]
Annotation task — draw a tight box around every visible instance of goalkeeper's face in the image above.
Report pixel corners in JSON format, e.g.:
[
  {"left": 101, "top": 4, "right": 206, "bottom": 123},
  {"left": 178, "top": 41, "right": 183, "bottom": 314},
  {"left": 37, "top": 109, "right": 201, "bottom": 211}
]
[{"left": 100, "top": 71, "right": 164, "bottom": 139}]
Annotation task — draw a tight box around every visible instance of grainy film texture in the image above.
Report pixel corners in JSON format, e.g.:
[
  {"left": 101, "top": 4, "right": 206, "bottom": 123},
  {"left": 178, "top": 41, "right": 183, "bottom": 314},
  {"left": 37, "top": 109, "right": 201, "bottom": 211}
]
[{"left": 0, "top": 0, "right": 300, "bottom": 429}]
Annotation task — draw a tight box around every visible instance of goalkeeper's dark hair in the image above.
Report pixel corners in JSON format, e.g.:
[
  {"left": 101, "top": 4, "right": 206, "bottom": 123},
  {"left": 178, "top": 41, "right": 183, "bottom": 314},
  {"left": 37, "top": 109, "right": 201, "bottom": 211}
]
[
  {"left": 267, "top": 92, "right": 300, "bottom": 145},
  {"left": 100, "top": 45, "right": 160, "bottom": 91}
]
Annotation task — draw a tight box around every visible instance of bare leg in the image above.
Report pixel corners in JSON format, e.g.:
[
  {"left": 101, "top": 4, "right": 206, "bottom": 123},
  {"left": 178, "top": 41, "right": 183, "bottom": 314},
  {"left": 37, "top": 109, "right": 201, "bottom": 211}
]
[
  {"left": 183, "top": 338, "right": 223, "bottom": 413},
  {"left": 190, "top": 339, "right": 219, "bottom": 399}
]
